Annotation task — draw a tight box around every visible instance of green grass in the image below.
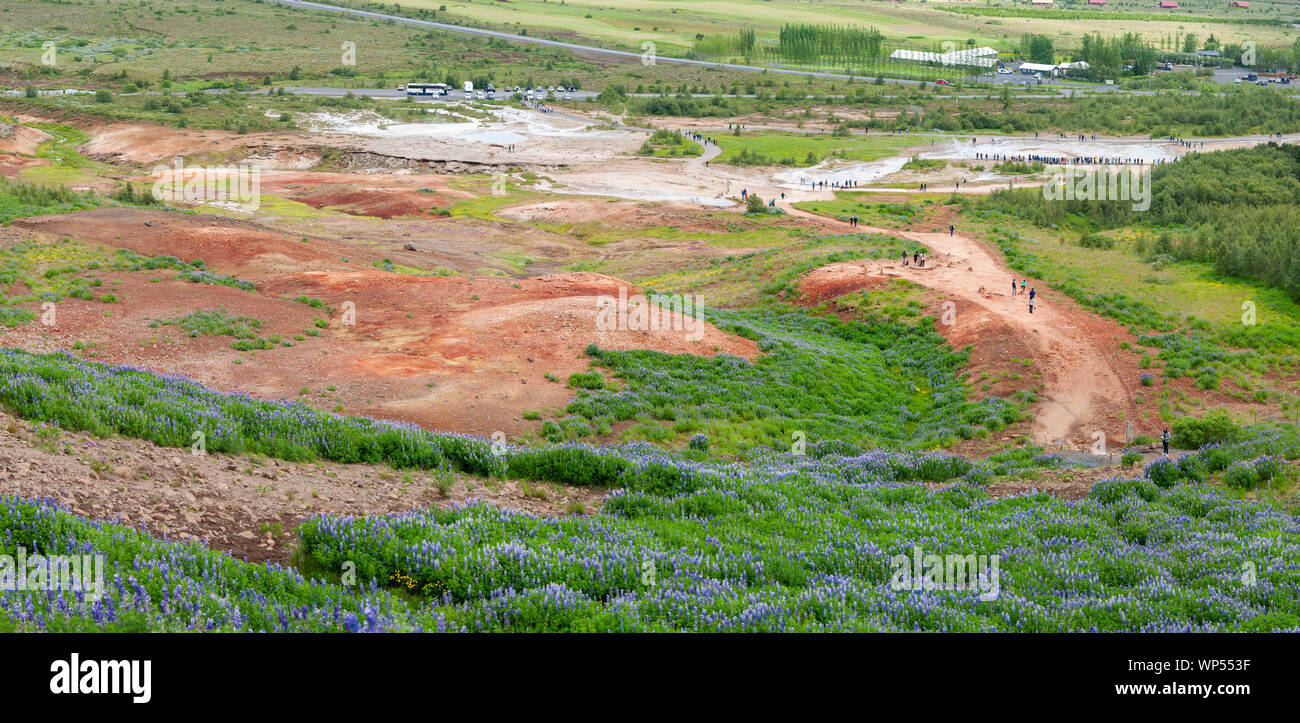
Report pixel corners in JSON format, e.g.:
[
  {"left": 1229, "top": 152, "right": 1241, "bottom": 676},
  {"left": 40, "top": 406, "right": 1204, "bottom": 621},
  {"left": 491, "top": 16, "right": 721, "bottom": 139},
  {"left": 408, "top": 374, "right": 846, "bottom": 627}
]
[
  {"left": 0, "top": 177, "right": 98, "bottom": 224},
  {"left": 795, "top": 192, "right": 939, "bottom": 230},
  {"left": 636, "top": 129, "right": 703, "bottom": 158},
  {"left": 637, "top": 228, "right": 926, "bottom": 308},
  {"left": 158, "top": 308, "right": 262, "bottom": 339},
  {"left": 562, "top": 306, "right": 1018, "bottom": 455},
  {"left": 716, "top": 131, "right": 931, "bottom": 168}
]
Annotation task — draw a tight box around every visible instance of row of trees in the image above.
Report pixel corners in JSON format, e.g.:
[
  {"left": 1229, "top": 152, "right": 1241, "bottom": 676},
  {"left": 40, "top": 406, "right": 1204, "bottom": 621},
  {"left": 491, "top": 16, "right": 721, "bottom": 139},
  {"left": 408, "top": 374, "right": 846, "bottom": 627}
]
[
  {"left": 693, "top": 24, "right": 886, "bottom": 64},
  {"left": 1076, "top": 33, "right": 1159, "bottom": 80},
  {"left": 774, "top": 24, "right": 885, "bottom": 64}
]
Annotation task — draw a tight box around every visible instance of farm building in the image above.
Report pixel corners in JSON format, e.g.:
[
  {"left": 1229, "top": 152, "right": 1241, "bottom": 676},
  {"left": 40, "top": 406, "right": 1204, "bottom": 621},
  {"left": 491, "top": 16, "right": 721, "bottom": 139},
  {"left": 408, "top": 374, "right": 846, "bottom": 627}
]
[
  {"left": 1057, "top": 61, "right": 1092, "bottom": 77},
  {"left": 1158, "top": 1, "right": 1178, "bottom": 7},
  {"left": 1019, "top": 62, "right": 1059, "bottom": 76},
  {"left": 1088, "top": 0, "right": 1106, "bottom": 4},
  {"left": 1030, "top": 0, "right": 1054, "bottom": 5},
  {"left": 1229, "top": 1, "right": 1249, "bottom": 7}
]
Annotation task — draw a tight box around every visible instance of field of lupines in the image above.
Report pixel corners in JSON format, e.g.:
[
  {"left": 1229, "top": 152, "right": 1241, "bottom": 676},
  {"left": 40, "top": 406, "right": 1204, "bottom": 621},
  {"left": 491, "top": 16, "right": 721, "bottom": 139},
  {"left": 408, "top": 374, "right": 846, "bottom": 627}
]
[
  {"left": 565, "top": 308, "right": 1019, "bottom": 453},
  {"left": 0, "top": 350, "right": 1298, "bottom": 631},
  {"left": 3, "top": 437, "right": 1299, "bottom": 631}
]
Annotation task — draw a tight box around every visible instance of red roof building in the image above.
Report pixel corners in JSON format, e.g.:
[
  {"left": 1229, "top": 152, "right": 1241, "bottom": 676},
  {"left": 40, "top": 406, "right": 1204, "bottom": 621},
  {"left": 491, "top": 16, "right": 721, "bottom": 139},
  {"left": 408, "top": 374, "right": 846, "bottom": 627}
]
[
  {"left": 1229, "top": 1, "right": 1249, "bottom": 7},
  {"left": 1158, "top": 1, "right": 1178, "bottom": 7}
]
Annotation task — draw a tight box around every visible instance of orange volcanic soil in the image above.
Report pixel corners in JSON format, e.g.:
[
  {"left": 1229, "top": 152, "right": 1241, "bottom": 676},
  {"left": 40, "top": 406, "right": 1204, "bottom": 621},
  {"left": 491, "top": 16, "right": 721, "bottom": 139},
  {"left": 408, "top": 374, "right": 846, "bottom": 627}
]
[{"left": 6, "top": 208, "right": 757, "bottom": 439}]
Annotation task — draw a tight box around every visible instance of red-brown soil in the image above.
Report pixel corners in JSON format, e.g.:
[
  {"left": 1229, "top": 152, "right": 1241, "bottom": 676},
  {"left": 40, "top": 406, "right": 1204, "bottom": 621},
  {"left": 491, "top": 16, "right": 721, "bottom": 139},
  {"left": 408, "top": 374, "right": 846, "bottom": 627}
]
[
  {"left": 78, "top": 121, "right": 333, "bottom": 167},
  {"left": 0, "top": 122, "right": 52, "bottom": 177},
  {"left": 6, "top": 209, "right": 758, "bottom": 441}
]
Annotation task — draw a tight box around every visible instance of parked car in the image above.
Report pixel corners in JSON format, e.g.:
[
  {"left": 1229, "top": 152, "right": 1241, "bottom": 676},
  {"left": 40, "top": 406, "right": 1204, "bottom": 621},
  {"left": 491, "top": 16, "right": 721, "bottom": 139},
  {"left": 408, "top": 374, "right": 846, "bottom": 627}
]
[
  {"left": 935, "top": 79, "right": 950, "bottom": 85},
  {"left": 997, "top": 68, "right": 1012, "bottom": 75}
]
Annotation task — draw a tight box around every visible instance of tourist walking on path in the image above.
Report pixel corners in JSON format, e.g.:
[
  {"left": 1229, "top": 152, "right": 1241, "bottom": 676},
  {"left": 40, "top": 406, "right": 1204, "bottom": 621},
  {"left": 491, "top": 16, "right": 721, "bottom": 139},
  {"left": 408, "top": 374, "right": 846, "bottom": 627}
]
[
  {"left": 1020, "top": 279, "right": 1027, "bottom": 294},
  {"left": 1029, "top": 295, "right": 1036, "bottom": 314},
  {"left": 1011, "top": 279, "right": 1017, "bottom": 296},
  {"left": 1162, "top": 428, "right": 1170, "bottom": 455}
]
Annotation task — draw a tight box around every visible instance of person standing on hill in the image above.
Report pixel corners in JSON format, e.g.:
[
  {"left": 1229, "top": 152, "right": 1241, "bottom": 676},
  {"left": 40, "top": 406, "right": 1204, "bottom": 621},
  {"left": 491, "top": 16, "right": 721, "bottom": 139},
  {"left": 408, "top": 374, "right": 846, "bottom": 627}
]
[
  {"left": 1011, "top": 279, "right": 1017, "bottom": 296},
  {"left": 1028, "top": 295, "right": 1035, "bottom": 314},
  {"left": 1162, "top": 428, "right": 1170, "bottom": 455}
]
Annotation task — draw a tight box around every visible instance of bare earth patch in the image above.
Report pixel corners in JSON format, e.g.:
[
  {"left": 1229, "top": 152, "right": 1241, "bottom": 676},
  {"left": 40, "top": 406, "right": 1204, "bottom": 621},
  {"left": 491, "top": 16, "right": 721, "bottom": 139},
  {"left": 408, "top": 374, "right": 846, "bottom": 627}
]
[{"left": 0, "top": 409, "right": 606, "bottom": 565}]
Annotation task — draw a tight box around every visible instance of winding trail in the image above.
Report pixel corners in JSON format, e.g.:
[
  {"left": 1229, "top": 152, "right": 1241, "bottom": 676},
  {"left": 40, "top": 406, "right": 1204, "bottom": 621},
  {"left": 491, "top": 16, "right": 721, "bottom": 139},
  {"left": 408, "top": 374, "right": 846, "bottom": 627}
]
[{"left": 788, "top": 205, "right": 1140, "bottom": 446}]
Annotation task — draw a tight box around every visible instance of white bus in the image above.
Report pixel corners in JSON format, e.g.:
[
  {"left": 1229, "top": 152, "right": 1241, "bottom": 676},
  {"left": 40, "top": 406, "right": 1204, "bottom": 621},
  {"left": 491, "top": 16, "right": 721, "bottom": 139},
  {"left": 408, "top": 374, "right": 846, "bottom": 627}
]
[{"left": 405, "top": 83, "right": 449, "bottom": 97}]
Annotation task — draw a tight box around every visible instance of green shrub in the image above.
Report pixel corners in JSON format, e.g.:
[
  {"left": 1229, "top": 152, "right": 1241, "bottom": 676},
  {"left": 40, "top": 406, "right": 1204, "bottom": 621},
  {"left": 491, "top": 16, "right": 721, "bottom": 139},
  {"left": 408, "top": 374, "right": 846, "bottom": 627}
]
[
  {"left": 1171, "top": 409, "right": 1241, "bottom": 449},
  {"left": 568, "top": 372, "right": 605, "bottom": 390}
]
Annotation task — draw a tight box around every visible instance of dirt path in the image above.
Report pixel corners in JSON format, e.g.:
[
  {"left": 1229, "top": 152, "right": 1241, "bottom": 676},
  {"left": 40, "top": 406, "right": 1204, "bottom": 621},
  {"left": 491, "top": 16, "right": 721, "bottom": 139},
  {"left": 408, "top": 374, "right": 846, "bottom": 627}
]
[{"left": 790, "top": 205, "right": 1140, "bottom": 447}]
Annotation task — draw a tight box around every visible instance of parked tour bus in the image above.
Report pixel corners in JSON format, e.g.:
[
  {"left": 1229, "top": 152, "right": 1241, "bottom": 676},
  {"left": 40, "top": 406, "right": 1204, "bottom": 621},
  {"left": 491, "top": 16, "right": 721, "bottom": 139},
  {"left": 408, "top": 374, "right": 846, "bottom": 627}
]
[{"left": 405, "top": 83, "right": 449, "bottom": 97}]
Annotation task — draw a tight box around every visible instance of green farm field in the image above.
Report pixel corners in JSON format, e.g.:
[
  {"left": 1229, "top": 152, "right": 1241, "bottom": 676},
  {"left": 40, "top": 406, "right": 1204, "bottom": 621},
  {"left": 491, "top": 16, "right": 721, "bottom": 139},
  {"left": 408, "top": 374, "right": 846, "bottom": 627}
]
[{"left": 398, "top": 0, "right": 1300, "bottom": 53}]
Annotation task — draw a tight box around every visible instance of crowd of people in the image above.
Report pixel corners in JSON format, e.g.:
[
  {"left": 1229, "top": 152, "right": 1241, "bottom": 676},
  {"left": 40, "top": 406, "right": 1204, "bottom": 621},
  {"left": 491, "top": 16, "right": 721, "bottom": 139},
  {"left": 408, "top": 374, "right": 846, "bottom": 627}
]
[
  {"left": 803, "top": 179, "right": 860, "bottom": 190},
  {"left": 973, "top": 151, "right": 1165, "bottom": 166},
  {"left": 682, "top": 130, "right": 716, "bottom": 146}
]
